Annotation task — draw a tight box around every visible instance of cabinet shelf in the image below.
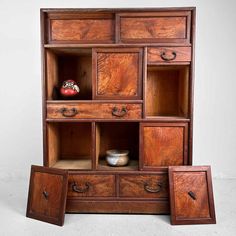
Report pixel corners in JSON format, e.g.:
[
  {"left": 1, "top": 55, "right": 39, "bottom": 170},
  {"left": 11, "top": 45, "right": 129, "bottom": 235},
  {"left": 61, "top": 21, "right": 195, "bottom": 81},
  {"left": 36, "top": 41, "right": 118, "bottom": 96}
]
[
  {"left": 47, "top": 122, "right": 92, "bottom": 169},
  {"left": 46, "top": 48, "right": 92, "bottom": 100},
  {"left": 145, "top": 65, "right": 189, "bottom": 118}
]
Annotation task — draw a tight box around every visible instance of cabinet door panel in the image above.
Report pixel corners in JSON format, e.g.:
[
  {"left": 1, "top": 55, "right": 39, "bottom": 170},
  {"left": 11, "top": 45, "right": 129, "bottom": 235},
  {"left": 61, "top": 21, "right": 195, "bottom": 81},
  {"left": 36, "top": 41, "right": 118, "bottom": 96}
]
[
  {"left": 93, "top": 48, "right": 142, "bottom": 99},
  {"left": 141, "top": 123, "right": 188, "bottom": 168}
]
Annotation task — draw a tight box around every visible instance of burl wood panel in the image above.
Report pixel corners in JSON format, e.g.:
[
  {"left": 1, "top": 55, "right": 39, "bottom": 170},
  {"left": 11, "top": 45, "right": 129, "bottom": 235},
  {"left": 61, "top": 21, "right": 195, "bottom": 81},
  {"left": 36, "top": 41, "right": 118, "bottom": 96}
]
[
  {"left": 95, "top": 49, "right": 142, "bottom": 99},
  {"left": 67, "top": 175, "right": 115, "bottom": 197},
  {"left": 119, "top": 174, "right": 168, "bottom": 198},
  {"left": 146, "top": 66, "right": 189, "bottom": 117},
  {"left": 147, "top": 47, "right": 191, "bottom": 64},
  {"left": 142, "top": 125, "right": 187, "bottom": 167},
  {"left": 120, "top": 16, "right": 187, "bottom": 42},
  {"left": 26, "top": 166, "right": 68, "bottom": 226},
  {"left": 50, "top": 19, "right": 114, "bottom": 43},
  {"left": 66, "top": 200, "right": 169, "bottom": 214},
  {"left": 47, "top": 103, "right": 142, "bottom": 119},
  {"left": 173, "top": 172, "right": 210, "bottom": 218}
]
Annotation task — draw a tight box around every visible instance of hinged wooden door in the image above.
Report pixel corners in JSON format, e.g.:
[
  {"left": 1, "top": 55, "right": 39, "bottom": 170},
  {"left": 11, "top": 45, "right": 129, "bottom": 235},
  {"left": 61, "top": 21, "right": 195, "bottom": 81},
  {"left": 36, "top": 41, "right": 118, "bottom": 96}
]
[{"left": 26, "top": 165, "right": 68, "bottom": 226}]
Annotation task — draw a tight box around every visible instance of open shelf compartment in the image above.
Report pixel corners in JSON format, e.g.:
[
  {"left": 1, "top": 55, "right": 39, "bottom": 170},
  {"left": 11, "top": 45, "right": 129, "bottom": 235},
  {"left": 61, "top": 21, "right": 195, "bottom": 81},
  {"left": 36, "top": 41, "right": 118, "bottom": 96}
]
[
  {"left": 47, "top": 122, "right": 92, "bottom": 169},
  {"left": 46, "top": 48, "right": 92, "bottom": 100},
  {"left": 145, "top": 65, "right": 189, "bottom": 118},
  {"left": 95, "top": 122, "right": 139, "bottom": 171}
]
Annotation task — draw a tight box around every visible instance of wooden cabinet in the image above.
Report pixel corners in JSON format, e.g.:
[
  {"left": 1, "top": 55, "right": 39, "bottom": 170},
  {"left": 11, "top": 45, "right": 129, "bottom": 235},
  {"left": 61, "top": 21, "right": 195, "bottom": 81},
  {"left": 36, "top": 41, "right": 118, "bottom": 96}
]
[{"left": 41, "top": 7, "right": 195, "bottom": 214}]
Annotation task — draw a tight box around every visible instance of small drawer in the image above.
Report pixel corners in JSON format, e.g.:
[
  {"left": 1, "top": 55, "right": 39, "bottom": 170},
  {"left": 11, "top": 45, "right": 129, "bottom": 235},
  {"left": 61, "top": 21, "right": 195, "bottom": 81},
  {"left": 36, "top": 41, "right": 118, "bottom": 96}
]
[
  {"left": 147, "top": 47, "right": 191, "bottom": 64},
  {"left": 119, "top": 174, "right": 168, "bottom": 198},
  {"left": 47, "top": 103, "right": 142, "bottom": 119},
  {"left": 68, "top": 174, "right": 115, "bottom": 198},
  {"left": 118, "top": 11, "right": 191, "bottom": 44},
  {"left": 48, "top": 13, "right": 115, "bottom": 43}
]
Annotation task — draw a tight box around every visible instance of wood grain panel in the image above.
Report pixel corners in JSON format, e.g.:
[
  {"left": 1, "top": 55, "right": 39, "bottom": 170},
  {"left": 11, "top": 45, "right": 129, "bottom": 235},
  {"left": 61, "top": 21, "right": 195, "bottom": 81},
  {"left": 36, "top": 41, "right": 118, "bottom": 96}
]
[
  {"left": 66, "top": 200, "right": 169, "bottom": 214},
  {"left": 169, "top": 166, "right": 216, "bottom": 225},
  {"left": 93, "top": 48, "right": 142, "bottom": 99},
  {"left": 119, "top": 174, "right": 168, "bottom": 198},
  {"left": 47, "top": 103, "right": 142, "bottom": 119},
  {"left": 67, "top": 174, "right": 115, "bottom": 197},
  {"left": 173, "top": 172, "right": 210, "bottom": 218},
  {"left": 119, "top": 12, "right": 190, "bottom": 43},
  {"left": 147, "top": 47, "right": 191, "bottom": 64},
  {"left": 50, "top": 18, "right": 114, "bottom": 43},
  {"left": 141, "top": 123, "right": 188, "bottom": 168},
  {"left": 26, "top": 166, "right": 68, "bottom": 226}
]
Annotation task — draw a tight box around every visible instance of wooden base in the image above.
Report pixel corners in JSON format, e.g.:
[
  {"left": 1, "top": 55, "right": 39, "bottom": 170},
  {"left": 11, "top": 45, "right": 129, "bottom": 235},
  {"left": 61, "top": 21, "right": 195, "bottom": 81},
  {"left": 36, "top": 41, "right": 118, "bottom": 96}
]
[
  {"left": 52, "top": 159, "right": 92, "bottom": 169},
  {"left": 66, "top": 200, "right": 169, "bottom": 214}
]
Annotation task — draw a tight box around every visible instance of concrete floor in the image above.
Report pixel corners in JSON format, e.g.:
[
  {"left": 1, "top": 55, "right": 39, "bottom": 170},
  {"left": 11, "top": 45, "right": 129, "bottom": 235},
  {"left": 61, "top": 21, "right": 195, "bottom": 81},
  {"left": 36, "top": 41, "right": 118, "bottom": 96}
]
[{"left": 0, "top": 178, "right": 235, "bottom": 236}]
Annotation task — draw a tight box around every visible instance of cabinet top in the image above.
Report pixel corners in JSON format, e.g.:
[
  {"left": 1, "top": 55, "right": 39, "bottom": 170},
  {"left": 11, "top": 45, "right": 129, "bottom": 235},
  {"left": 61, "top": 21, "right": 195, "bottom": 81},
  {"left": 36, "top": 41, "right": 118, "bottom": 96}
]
[{"left": 40, "top": 7, "right": 196, "bottom": 13}]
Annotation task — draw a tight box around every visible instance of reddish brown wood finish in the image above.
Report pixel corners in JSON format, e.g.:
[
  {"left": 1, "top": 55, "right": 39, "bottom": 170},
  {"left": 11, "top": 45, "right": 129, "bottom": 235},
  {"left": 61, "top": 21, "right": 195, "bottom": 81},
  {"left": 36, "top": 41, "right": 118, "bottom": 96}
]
[
  {"left": 140, "top": 123, "right": 188, "bottom": 169},
  {"left": 119, "top": 174, "right": 168, "bottom": 198},
  {"left": 47, "top": 102, "right": 142, "bottom": 119},
  {"left": 93, "top": 48, "right": 142, "bottom": 99},
  {"left": 40, "top": 8, "right": 196, "bottom": 215},
  {"left": 66, "top": 200, "right": 169, "bottom": 214},
  {"left": 169, "top": 166, "right": 216, "bottom": 225},
  {"left": 67, "top": 174, "right": 115, "bottom": 197},
  {"left": 117, "top": 11, "right": 191, "bottom": 44},
  {"left": 26, "top": 165, "right": 68, "bottom": 226},
  {"left": 147, "top": 47, "right": 191, "bottom": 64},
  {"left": 48, "top": 13, "right": 115, "bottom": 44}
]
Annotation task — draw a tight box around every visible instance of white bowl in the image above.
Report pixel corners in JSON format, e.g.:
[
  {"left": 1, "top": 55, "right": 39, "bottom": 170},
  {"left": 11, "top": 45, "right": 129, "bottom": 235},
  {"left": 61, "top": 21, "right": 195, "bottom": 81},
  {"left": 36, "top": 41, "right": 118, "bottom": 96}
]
[{"left": 106, "top": 149, "right": 129, "bottom": 167}]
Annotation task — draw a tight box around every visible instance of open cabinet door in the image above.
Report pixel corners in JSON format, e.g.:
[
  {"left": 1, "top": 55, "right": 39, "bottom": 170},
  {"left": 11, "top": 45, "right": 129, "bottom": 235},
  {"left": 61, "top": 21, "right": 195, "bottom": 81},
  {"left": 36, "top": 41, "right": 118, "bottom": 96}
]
[{"left": 26, "top": 165, "right": 68, "bottom": 226}]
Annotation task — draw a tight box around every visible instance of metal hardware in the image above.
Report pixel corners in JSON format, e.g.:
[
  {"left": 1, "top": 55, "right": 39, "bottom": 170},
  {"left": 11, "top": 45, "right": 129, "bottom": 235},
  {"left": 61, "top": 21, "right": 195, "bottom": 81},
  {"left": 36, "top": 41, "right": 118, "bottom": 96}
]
[
  {"left": 59, "top": 107, "right": 78, "bottom": 117},
  {"left": 112, "top": 107, "right": 127, "bottom": 117},
  {"left": 72, "top": 182, "right": 90, "bottom": 193},
  {"left": 188, "top": 191, "right": 196, "bottom": 200},
  {"left": 42, "top": 190, "right": 49, "bottom": 199},
  {"left": 144, "top": 182, "right": 162, "bottom": 193},
  {"left": 160, "top": 51, "right": 177, "bottom": 61}
]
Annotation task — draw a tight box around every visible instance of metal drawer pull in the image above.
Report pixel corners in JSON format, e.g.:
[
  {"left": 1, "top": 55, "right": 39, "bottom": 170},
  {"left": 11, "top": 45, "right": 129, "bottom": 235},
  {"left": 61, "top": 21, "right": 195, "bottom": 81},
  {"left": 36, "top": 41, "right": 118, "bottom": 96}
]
[
  {"left": 160, "top": 51, "right": 177, "bottom": 61},
  {"left": 144, "top": 182, "right": 162, "bottom": 193},
  {"left": 112, "top": 107, "right": 127, "bottom": 117},
  {"left": 188, "top": 191, "right": 196, "bottom": 200},
  {"left": 59, "top": 107, "right": 78, "bottom": 117},
  {"left": 42, "top": 190, "right": 49, "bottom": 199},
  {"left": 72, "top": 182, "right": 90, "bottom": 193}
]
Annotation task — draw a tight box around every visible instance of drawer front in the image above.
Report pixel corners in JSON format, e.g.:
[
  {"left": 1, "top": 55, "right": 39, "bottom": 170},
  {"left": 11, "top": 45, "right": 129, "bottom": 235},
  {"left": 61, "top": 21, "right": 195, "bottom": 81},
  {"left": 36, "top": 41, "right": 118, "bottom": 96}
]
[
  {"left": 47, "top": 103, "right": 142, "bottom": 119},
  {"left": 119, "top": 174, "right": 168, "bottom": 198},
  {"left": 93, "top": 48, "right": 142, "bottom": 99},
  {"left": 68, "top": 174, "right": 115, "bottom": 198},
  {"left": 48, "top": 13, "right": 114, "bottom": 43},
  {"left": 147, "top": 47, "right": 191, "bottom": 63},
  {"left": 118, "top": 12, "right": 191, "bottom": 43},
  {"left": 141, "top": 123, "right": 188, "bottom": 168}
]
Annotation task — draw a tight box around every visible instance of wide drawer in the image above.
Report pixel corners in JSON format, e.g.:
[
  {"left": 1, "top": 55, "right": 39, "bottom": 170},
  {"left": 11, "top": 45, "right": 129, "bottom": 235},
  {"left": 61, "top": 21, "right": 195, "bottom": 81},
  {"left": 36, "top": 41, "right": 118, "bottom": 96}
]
[
  {"left": 67, "top": 174, "right": 115, "bottom": 198},
  {"left": 118, "top": 11, "right": 191, "bottom": 43},
  {"left": 119, "top": 174, "right": 168, "bottom": 198},
  {"left": 147, "top": 47, "right": 191, "bottom": 63},
  {"left": 47, "top": 103, "right": 142, "bottom": 119},
  {"left": 48, "top": 13, "right": 114, "bottom": 43}
]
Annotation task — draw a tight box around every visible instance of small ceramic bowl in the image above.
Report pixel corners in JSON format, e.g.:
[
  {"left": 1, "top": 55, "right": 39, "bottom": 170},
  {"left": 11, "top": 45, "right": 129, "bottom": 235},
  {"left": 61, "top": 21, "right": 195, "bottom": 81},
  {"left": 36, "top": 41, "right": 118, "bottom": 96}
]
[{"left": 106, "top": 149, "right": 129, "bottom": 167}]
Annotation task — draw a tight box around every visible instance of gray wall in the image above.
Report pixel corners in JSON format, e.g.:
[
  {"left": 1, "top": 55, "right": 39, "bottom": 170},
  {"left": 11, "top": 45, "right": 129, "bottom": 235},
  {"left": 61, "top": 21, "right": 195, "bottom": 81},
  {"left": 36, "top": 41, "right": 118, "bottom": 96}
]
[{"left": 0, "top": 0, "right": 235, "bottom": 178}]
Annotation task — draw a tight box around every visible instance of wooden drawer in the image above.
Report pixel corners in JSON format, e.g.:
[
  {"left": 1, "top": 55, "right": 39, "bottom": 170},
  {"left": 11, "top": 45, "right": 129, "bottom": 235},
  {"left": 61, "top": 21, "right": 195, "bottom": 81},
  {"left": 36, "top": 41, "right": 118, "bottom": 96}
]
[
  {"left": 140, "top": 123, "right": 188, "bottom": 168},
  {"left": 118, "top": 11, "right": 191, "bottom": 44},
  {"left": 48, "top": 13, "right": 114, "bottom": 43},
  {"left": 67, "top": 174, "right": 115, "bottom": 198},
  {"left": 119, "top": 174, "right": 168, "bottom": 198},
  {"left": 93, "top": 48, "right": 142, "bottom": 99},
  {"left": 147, "top": 47, "right": 191, "bottom": 64},
  {"left": 47, "top": 103, "right": 142, "bottom": 119}
]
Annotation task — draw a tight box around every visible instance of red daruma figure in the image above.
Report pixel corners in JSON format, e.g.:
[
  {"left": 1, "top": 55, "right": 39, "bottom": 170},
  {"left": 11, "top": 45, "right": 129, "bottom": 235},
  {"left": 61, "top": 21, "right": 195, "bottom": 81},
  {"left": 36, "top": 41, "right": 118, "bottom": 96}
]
[{"left": 60, "top": 80, "right": 80, "bottom": 98}]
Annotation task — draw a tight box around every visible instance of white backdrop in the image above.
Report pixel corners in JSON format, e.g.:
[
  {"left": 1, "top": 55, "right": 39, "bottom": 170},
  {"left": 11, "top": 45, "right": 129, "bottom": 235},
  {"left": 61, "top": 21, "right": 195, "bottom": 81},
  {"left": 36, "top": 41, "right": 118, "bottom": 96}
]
[{"left": 0, "top": 0, "right": 235, "bottom": 179}]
